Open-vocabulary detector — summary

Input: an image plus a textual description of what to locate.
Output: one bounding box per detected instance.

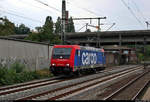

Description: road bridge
[66,30,150,47]
[3,30,150,47]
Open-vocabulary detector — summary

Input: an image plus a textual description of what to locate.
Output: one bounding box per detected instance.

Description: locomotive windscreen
[52,48,72,59]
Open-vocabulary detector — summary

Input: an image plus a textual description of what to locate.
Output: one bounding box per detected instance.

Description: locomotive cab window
[52,48,72,59]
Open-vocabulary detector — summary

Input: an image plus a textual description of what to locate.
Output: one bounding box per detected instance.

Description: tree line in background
[0,16,75,44]
[0,17,30,36]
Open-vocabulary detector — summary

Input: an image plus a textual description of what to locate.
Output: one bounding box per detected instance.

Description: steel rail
[0,78,67,96]
[0,76,62,91]
[103,69,150,100]
[132,80,150,100]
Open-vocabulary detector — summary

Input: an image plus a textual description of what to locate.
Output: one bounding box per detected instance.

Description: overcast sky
[0,0,149,32]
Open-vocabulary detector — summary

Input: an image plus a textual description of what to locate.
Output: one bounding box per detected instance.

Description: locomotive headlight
[66,64,70,67]
[52,63,56,66]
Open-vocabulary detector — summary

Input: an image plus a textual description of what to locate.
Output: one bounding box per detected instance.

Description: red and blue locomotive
[50,45,106,76]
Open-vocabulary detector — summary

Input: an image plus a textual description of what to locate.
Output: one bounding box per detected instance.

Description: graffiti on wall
[0,57,49,71]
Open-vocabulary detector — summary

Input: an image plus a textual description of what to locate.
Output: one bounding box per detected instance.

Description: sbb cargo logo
[81,52,97,65]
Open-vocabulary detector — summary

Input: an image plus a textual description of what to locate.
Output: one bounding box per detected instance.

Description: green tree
[51,34,61,44]
[0,17,15,36]
[137,53,144,61]
[25,16,61,44]
[55,17,61,34]
[35,26,43,33]
[26,16,54,42]
[43,16,54,41]
[66,17,75,33]
[25,32,40,42]
[40,16,61,44]
[15,24,30,34]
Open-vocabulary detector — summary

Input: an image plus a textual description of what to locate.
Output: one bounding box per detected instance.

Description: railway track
[50,67,143,100]
[0,77,66,95]
[0,66,124,95]
[0,65,131,91]
[132,80,150,100]
[0,76,63,91]
[0,65,141,100]
[16,65,142,100]
[103,68,150,100]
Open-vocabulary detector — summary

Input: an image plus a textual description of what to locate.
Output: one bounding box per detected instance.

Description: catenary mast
[62,0,66,44]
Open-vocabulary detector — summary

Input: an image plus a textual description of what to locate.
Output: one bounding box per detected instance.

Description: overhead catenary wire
[121,0,144,28]
[33,0,106,31]
[0,0,60,24]
[0,9,42,24]
[66,0,113,31]
[68,0,116,31]
[67,1,103,17]
[34,0,61,13]
[77,24,87,32]
[0,7,38,29]
[1,0,102,32]
[105,23,116,31]
[18,0,56,15]
[130,0,148,29]
[64,0,90,27]
[131,0,146,21]
[0,6,25,17]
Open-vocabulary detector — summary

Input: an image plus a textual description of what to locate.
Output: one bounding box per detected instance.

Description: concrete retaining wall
[0,39,53,71]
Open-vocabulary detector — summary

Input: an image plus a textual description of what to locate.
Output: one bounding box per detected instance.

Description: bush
[138,53,144,62]
[0,68,17,85]
[11,62,25,73]
[0,63,52,86]
[0,67,7,78]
